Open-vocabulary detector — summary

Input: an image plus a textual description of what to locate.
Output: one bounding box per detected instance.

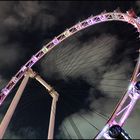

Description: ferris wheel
[0,8,140,139]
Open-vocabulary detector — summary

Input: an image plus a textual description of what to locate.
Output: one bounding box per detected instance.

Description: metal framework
[0,9,140,139]
[95,49,140,139]
[0,69,59,139]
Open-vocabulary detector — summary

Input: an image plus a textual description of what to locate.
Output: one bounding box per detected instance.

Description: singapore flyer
[0,1,140,139]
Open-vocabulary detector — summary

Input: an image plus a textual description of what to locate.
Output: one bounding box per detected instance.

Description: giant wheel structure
[0,9,140,139]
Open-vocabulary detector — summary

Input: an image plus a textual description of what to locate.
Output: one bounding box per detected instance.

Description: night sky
[0,1,140,139]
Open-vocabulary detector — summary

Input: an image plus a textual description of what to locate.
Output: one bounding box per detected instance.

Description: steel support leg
[28,69,59,139]
[48,92,58,139]
[0,72,30,139]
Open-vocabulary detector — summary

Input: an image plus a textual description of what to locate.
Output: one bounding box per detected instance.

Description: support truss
[0,68,59,139]
[95,50,140,139]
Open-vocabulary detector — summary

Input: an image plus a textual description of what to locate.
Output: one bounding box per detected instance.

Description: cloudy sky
[0,1,140,139]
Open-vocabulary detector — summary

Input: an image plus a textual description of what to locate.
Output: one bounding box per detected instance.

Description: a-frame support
[0,68,59,139]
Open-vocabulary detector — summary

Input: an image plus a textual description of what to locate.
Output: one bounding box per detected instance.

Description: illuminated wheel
[0,9,140,139]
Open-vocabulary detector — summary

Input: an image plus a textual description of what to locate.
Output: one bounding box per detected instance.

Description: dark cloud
[0,44,22,67]
[2,1,58,31]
